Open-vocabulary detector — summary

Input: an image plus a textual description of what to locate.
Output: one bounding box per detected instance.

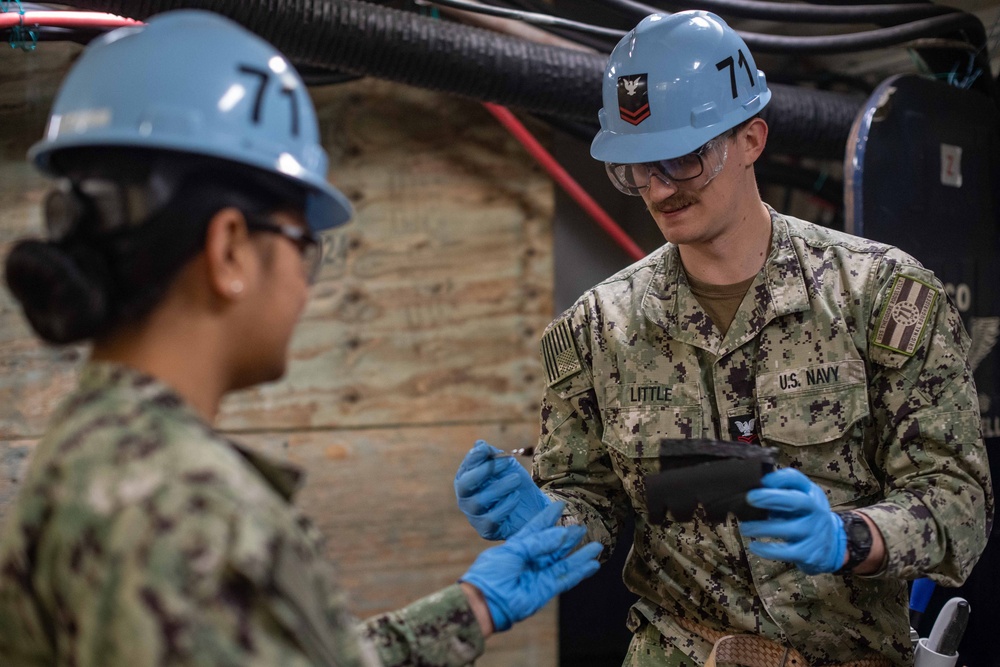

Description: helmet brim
[591,90,772,164]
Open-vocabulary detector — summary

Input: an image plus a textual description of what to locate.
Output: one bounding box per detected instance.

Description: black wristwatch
[836,511,873,573]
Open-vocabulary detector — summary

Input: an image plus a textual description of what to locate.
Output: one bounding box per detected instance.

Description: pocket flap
[756,359,869,446]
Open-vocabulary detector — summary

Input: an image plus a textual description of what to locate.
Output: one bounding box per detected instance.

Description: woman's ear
[203,207,254,301]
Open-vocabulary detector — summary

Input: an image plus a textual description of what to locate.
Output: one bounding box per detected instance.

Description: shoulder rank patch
[541,319,582,386]
[872,275,937,356]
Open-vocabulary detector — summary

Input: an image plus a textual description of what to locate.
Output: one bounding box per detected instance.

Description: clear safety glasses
[246,217,325,284]
[605,134,731,196]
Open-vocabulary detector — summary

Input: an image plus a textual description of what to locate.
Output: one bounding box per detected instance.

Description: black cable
[416,0,627,37]
[797,0,932,5]
[500,0,636,28]
[442,0,622,50]
[596,0,958,25]
[512,22,618,52]
[492,0,571,15]
[744,14,986,54]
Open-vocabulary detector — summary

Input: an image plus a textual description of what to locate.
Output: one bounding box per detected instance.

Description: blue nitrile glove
[460,501,603,632]
[455,440,552,541]
[740,468,847,575]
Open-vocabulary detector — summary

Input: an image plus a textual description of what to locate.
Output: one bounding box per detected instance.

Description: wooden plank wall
[0,43,557,666]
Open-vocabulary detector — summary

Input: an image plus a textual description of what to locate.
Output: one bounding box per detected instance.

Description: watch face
[848,520,871,543]
[844,513,873,560]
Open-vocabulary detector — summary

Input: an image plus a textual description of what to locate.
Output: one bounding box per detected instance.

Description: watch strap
[836,511,873,573]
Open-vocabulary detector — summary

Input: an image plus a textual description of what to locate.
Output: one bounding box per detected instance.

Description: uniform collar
[77,361,304,500]
[640,206,810,356]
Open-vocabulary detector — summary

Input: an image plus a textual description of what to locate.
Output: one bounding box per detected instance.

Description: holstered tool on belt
[644,438,778,524]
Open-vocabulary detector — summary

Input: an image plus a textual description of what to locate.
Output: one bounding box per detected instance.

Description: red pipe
[0,11,141,30]
[482,102,647,262]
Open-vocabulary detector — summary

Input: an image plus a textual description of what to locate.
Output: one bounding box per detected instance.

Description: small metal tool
[490,446,535,459]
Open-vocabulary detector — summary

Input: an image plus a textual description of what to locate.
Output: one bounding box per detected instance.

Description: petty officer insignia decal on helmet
[618,74,650,126]
[592,11,771,164]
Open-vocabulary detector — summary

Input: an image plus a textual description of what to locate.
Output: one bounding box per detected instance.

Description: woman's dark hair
[5,147,307,344]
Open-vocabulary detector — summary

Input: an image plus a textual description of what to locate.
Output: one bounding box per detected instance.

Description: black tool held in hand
[645,438,777,524]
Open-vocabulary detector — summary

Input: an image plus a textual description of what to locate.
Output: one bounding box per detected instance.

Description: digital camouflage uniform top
[0,363,485,667]
[533,209,993,666]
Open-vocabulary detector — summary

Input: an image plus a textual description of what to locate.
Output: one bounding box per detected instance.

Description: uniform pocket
[756,359,869,446]
[603,382,704,456]
[602,382,703,504]
[755,359,878,505]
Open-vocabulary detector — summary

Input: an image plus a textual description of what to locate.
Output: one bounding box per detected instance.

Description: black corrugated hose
[64,0,864,159]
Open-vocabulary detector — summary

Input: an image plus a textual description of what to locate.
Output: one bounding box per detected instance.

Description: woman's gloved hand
[741,468,847,575]
[460,501,602,632]
[454,440,551,541]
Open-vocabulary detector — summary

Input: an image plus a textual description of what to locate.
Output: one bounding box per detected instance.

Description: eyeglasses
[245,216,324,284]
[605,133,730,196]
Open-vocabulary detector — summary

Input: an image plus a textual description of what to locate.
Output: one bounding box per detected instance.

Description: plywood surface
[0,78,554,437]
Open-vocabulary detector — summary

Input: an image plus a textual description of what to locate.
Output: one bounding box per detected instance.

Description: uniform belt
[673,615,892,667]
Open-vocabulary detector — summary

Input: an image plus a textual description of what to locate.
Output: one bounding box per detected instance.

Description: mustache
[651,192,700,213]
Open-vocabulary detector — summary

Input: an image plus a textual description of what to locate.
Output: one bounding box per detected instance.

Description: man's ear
[739,117,769,166]
[203,207,254,300]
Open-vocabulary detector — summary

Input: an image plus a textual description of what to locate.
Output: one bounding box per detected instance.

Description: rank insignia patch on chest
[728,415,759,444]
[618,73,650,126]
[873,275,937,356]
[541,319,582,386]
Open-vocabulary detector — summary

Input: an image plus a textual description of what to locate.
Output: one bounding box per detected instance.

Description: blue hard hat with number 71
[591,11,771,164]
[28,9,352,232]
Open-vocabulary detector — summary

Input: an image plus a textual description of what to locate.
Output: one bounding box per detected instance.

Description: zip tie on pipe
[482,102,647,262]
[1,0,35,51]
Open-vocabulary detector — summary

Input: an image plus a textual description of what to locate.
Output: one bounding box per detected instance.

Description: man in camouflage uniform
[455,11,993,666]
[0,11,602,666]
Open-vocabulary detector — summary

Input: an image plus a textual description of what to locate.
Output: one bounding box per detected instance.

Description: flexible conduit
[64,0,864,160]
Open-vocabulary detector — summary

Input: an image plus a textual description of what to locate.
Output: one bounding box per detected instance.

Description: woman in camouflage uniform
[0,11,602,667]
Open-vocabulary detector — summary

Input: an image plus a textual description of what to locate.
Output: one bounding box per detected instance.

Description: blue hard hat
[591,11,771,163]
[29,10,352,232]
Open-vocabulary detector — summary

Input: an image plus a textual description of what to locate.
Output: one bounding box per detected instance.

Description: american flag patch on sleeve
[541,319,582,385]
[872,275,938,356]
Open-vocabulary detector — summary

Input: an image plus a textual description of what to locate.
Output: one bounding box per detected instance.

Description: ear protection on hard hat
[591,10,771,164]
[29,10,352,232]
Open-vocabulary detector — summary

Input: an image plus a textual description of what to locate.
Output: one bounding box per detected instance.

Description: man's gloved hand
[455,440,552,540]
[740,468,847,575]
[460,501,602,632]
